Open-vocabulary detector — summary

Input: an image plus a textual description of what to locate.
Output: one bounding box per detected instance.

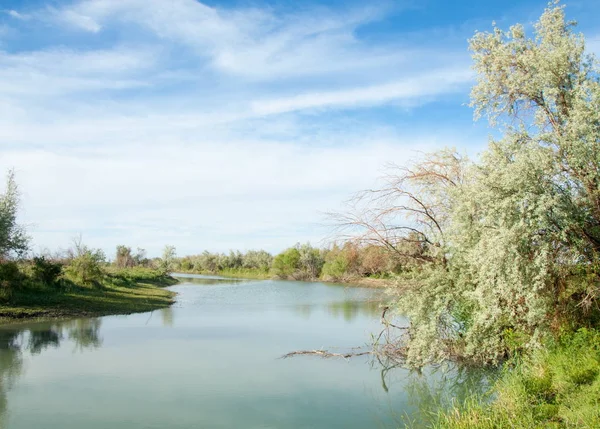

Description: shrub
[272,247,301,278]
[64,248,106,286]
[0,261,23,297]
[31,256,63,286]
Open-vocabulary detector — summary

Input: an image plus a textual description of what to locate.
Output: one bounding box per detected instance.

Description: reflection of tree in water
[0,330,23,427]
[377,362,495,428]
[293,304,313,319]
[327,300,381,321]
[67,319,103,352]
[160,307,174,327]
[0,318,102,425]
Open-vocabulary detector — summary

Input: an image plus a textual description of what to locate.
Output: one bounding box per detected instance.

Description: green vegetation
[336,2,600,426]
[175,242,402,284]
[0,180,178,323]
[0,262,177,323]
[435,329,600,428]
[333,1,600,368]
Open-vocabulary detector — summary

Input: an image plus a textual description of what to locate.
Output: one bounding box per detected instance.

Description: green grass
[0,267,178,324]
[434,328,600,429]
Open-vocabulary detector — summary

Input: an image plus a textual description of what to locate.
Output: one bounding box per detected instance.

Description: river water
[0,274,477,429]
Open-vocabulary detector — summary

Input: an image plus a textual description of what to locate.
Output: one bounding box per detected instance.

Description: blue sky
[1,0,599,257]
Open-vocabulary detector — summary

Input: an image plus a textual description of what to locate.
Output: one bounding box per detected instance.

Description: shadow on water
[0,319,102,426]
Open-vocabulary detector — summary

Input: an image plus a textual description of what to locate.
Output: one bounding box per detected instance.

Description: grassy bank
[435,329,600,428]
[0,267,178,324]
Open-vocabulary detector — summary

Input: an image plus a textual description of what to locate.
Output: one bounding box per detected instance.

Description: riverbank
[0,269,178,324]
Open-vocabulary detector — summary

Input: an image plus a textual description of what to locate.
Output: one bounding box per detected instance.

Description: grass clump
[435,328,600,428]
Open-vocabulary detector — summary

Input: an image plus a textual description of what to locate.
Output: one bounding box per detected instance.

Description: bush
[64,248,106,286]
[31,256,63,286]
[272,247,301,278]
[0,261,23,297]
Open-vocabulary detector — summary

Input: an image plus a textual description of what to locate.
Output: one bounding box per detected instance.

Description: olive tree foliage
[0,170,29,259]
[341,2,600,366]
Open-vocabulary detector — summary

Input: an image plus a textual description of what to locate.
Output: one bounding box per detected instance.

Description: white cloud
[0,0,480,256]
[6,10,30,20]
[251,68,472,115]
[55,9,102,32]
[0,132,454,256]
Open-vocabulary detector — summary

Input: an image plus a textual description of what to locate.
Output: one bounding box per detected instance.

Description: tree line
[174,242,406,281]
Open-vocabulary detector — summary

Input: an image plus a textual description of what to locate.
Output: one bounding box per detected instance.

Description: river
[0,274,479,429]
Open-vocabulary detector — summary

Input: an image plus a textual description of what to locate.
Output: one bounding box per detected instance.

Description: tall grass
[435,329,600,428]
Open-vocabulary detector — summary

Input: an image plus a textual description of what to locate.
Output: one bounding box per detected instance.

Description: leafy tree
[345,2,600,366]
[0,170,29,259]
[159,245,177,274]
[272,246,301,278]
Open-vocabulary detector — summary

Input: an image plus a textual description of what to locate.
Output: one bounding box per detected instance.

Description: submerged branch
[280,349,372,359]
[281,307,410,364]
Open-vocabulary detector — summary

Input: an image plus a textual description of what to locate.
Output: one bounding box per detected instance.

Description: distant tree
[115,245,134,269]
[159,245,177,274]
[0,170,29,259]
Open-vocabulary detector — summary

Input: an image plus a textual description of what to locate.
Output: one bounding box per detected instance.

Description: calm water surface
[0,275,476,429]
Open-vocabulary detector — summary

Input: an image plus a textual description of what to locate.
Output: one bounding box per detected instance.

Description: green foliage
[321,251,349,280]
[30,256,63,286]
[272,246,301,278]
[64,247,106,286]
[0,261,24,299]
[1,265,177,323]
[436,329,600,428]
[376,2,600,366]
[271,243,324,280]
[0,170,29,259]
[158,245,177,274]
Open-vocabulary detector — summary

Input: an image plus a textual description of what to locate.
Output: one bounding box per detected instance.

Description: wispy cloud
[5,10,31,20]
[251,69,473,115]
[0,0,483,256]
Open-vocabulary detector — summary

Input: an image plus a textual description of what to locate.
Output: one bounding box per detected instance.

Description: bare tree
[329,149,467,266]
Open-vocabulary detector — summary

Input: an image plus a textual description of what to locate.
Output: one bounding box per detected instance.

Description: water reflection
[171,273,248,285]
[0,282,490,429]
[0,330,23,427]
[160,307,174,327]
[396,365,495,427]
[0,319,102,426]
[327,299,382,321]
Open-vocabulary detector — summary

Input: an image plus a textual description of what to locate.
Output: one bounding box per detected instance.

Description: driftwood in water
[280,349,371,359]
[281,305,409,363]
